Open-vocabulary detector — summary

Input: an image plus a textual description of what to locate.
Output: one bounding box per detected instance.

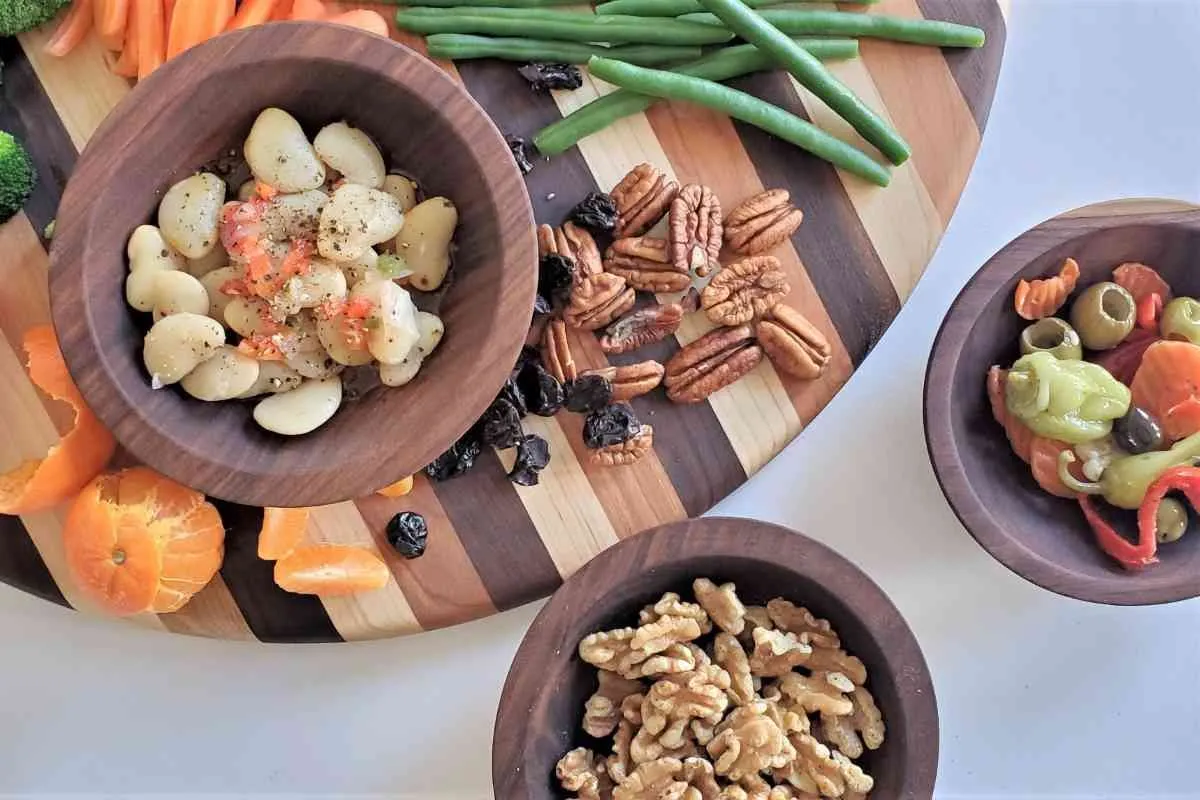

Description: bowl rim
[47,22,537,507]
[924,197,1200,606]
[492,516,939,800]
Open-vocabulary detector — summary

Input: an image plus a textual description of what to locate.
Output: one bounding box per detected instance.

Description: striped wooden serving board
[0,0,1005,641]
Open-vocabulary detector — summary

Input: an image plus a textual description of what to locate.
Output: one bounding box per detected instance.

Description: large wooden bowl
[493,518,938,800]
[48,23,536,507]
[925,199,1200,605]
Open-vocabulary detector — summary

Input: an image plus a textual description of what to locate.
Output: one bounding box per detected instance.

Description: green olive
[1019,317,1083,360]
[1155,497,1189,544]
[1160,297,1200,345]
[1069,282,1135,350]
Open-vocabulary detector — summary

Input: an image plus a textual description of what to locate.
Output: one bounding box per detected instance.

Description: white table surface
[4,1,1200,797]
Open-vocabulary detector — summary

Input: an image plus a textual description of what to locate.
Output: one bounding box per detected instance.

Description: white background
[4,1,1200,797]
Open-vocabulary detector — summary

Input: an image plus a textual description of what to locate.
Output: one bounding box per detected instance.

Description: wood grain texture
[0,1,1003,641]
[925,199,1200,606]
[493,518,938,800]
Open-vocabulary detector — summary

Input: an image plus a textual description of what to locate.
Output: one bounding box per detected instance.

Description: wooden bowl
[493,518,938,800]
[925,199,1200,605]
[48,23,536,507]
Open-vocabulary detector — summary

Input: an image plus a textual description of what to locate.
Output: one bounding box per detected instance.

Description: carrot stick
[272,0,295,20]
[96,0,131,50]
[164,0,175,19]
[135,0,165,79]
[45,0,94,57]
[290,0,327,21]
[109,7,139,77]
[167,0,234,59]
[325,9,388,36]
[228,0,280,30]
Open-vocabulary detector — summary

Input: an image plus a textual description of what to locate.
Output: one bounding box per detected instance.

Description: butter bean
[317,184,405,262]
[244,107,325,192]
[158,172,226,259]
[152,271,211,321]
[253,376,343,435]
[180,345,261,401]
[125,224,185,312]
[382,174,419,212]
[143,312,225,387]
[314,122,386,189]
[224,297,277,338]
[349,277,419,365]
[237,361,303,398]
[199,265,243,325]
[395,197,456,291]
[186,242,229,277]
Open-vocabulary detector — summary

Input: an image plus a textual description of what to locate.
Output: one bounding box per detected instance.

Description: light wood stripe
[307,501,423,640]
[158,575,257,641]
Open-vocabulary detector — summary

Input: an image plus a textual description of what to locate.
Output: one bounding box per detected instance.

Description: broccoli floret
[0,132,36,223]
[0,0,72,37]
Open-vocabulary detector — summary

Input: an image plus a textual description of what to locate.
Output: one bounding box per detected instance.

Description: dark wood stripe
[915,0,1007,130]
[0,37,78,236]
[730,72,901,363]
[0,514,68,607]
[213,501,343,643]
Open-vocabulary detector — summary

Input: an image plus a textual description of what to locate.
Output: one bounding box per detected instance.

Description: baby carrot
[291,0,327,20]
[96,0,131,50]
[272,0,295,20]
[45,0,94,57]
[167,0,234,59]
[110,9,139,76]
[228,0,280,30]
[134,0,165,79]
[326,9,389,37]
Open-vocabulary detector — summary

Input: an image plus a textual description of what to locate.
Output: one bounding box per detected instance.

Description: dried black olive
[506,135,534,175]
[534,294,552,316]
[1113,406,1165,454]
[480,397,525,449]
[425,429,483,481]
[565,374,613,414]
[568,192,619,233]
[538,253,576,308]
[498,375,529,418]
[518,62,583,92]
[515,345,541,370]
[516,360,565,416]
[583,403,642,449]
[386,512,428,559]
[509,434,551,486]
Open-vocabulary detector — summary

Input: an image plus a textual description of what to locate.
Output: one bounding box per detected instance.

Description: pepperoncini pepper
[1004,352,1131,443]
[1057,429,1200,509]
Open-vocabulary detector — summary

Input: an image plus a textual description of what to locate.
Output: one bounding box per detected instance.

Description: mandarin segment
[257,506,311,560]
[273,544,390,596]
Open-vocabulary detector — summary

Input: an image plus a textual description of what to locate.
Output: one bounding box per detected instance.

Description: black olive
[506,135,534,175]
[498,375,528,418]
[533,294,552,316]
[517,62,583,92]
[516,361,565,417]
[565,374,613,414]
[567,192,618,233]
[480,397,525,449]
[425,429,483,481]
[509,434,551,486]
[386,512,428,559]
[538,254,576,309]
[1113,406,1164,454]
[583,403,642,449]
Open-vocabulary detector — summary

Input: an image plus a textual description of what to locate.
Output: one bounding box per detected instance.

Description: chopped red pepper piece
[1136,465,1200,563]
[1137,292,1163,331]
[1092,329,1159,385]
[1078,495,1158,570]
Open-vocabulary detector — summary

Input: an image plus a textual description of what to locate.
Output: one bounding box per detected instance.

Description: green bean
[425,34,703,65]
[596,0,875,16]
[586,56,890,186]
[681,8,986,47]
[692,0,910,164]
[535,39,858,155]
[395,9,736,44]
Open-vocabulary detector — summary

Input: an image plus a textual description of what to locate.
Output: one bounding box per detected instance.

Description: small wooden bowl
[925,199,1200,605]
[493,518,938,800]
[49,23,536,507]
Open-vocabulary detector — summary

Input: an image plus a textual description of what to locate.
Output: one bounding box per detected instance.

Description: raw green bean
[425,34,703,65]
[681,8,986,47]
[395,9,736,45]
[535,39,858,155]
[596,0,875,16]
[586,56,890,186]
[693,0,910,164]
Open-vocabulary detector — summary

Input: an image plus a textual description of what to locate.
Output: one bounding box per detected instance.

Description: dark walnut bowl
[493,518,938,800]
[49,23,536,507]
[925,199,1200,605]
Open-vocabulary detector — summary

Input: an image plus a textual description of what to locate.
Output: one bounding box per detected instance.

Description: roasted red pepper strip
[1137,465,1200,560]
[1078,495,1158,570]
[1137,292,1163,332]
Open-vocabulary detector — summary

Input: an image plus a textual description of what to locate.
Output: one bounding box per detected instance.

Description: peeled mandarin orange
[62,467,225,615]
[0,326,116,515]
[273,544,390,596]
[257,506,310,560]
[376,475,414,498]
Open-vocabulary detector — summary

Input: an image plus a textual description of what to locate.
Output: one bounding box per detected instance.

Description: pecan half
[612,163,679,238]
[664,326,763,404]
[669,184,722,277]
[584,360,665,402]
[591,424,654,466]
[539,222,603,277]
[725,189,804,256]
[756,304,831,380]
[541,318,576,383]
[700,256,790,326]
[605,237,691,293]
[600,303,684,355]
[565,272,637,331]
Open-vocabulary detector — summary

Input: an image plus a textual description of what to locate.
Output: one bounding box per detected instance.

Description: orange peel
[0,326,116,515]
